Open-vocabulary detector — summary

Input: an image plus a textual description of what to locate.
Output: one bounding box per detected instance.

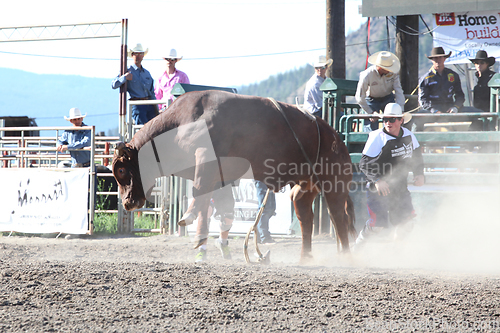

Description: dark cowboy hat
[427,46,451,59]
[469,50,496,66]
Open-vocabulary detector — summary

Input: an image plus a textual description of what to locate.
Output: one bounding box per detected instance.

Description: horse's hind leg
[324,191,351,253]
[292,183,319,262]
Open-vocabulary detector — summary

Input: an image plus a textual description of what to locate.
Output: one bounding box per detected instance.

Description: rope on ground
[243,188,270,264]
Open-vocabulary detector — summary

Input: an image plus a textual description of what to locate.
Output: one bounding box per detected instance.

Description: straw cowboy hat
[368,51,401,73]
[64,107,86,120]
[164,49,183,61]
[378,103,412,124]
[313,55,333,68]
[469,50,496,66]
[127,43,149,58]
[427,46,451,59]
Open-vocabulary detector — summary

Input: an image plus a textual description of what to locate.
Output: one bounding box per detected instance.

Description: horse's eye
[118,167,126,177]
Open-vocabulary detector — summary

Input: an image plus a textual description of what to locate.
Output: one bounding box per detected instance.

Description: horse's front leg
[189,147,220,249]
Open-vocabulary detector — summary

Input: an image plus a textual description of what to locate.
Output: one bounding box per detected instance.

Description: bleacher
[318,76,500,227]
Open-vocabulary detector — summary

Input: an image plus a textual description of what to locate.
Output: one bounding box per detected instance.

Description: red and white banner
[433,11,500,64]
[0,168,89,234]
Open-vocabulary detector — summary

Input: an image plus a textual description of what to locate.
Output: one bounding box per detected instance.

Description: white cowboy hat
[313,55,333,68]
[164,48,183,61]
[378,103,412,124]
[368,51,401,73]
[64,107,86,120]
[127,43,149,58]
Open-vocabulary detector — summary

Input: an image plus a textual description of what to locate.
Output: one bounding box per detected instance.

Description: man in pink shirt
[155,49,190,108]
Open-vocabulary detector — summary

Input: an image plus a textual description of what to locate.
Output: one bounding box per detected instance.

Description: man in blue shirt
[112,43,158,125]
[303,56,333,118]
[57,108,91,167]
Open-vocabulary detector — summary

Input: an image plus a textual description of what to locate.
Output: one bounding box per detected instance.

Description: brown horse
[112,90,356,261]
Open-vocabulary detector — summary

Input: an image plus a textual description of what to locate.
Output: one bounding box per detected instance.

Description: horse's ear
[114,142,132,158]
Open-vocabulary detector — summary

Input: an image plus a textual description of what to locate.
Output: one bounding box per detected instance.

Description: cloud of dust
[309,189,500,274]
[330,192,500,274]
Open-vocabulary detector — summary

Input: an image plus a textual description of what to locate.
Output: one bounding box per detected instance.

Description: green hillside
[238,64,314,104]
[0,68,119,135]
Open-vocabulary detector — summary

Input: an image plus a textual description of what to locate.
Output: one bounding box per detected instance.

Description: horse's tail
[345,194,357,238]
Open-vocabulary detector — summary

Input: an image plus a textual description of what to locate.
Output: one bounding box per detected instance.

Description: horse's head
[112,142,146,211]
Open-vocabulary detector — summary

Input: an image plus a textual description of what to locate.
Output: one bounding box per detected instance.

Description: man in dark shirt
[470,50,496,113]
[416,47,465,131]
[355,103,424,246]
[419,47,465,114]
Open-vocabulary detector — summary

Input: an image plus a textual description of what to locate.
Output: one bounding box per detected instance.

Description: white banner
[0,168,89,234]
[433,11,500,64]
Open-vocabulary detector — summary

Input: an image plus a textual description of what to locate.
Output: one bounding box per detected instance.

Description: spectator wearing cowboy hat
[155,49,190,108]
[111,43,158,125]
[418,47,465,120]
[303,55,333,118]
[355,51,405,132]
[355,103,424,247]
[470,50,496,113]
[57,108,91,168]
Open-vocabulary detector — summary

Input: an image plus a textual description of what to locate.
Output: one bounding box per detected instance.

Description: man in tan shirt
[355,51,405,132]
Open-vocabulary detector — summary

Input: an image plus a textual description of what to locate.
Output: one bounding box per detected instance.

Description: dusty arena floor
[1,215,500,333]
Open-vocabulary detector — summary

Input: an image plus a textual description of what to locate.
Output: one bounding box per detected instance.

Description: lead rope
[243,188,270,264]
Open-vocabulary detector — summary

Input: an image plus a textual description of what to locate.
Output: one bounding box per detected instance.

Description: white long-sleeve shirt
[355,66,405,114]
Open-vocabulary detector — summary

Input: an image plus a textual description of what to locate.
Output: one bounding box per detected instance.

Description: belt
[75,162,91,167]
[368,95,390,101]
[129,97,150,101]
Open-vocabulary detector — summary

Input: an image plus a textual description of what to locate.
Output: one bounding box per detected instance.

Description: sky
[0,0,366,88]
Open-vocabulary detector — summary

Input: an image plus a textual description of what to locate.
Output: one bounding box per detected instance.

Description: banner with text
[433,11,500,64]
[0,168,89,234]
[187,180,294,236]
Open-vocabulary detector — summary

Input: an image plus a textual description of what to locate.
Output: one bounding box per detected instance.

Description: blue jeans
[364,93,395,130]
[366,183,414,228]
[312,109,322,118]
[132,103,158,125]
[254,180,276,241]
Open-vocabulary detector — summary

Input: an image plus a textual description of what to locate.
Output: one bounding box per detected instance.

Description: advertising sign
[433,11,500,64]
[187,180,293,236]
[0,168,89,234]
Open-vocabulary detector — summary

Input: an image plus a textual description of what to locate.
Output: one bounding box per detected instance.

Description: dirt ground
[1,218,500,333]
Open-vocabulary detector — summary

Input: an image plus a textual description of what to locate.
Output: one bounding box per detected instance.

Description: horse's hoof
[178,212,196,227]
[193,237,207,249]
[299,253,314,265]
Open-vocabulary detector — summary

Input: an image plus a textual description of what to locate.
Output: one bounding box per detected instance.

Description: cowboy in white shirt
[355,51,405,132]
